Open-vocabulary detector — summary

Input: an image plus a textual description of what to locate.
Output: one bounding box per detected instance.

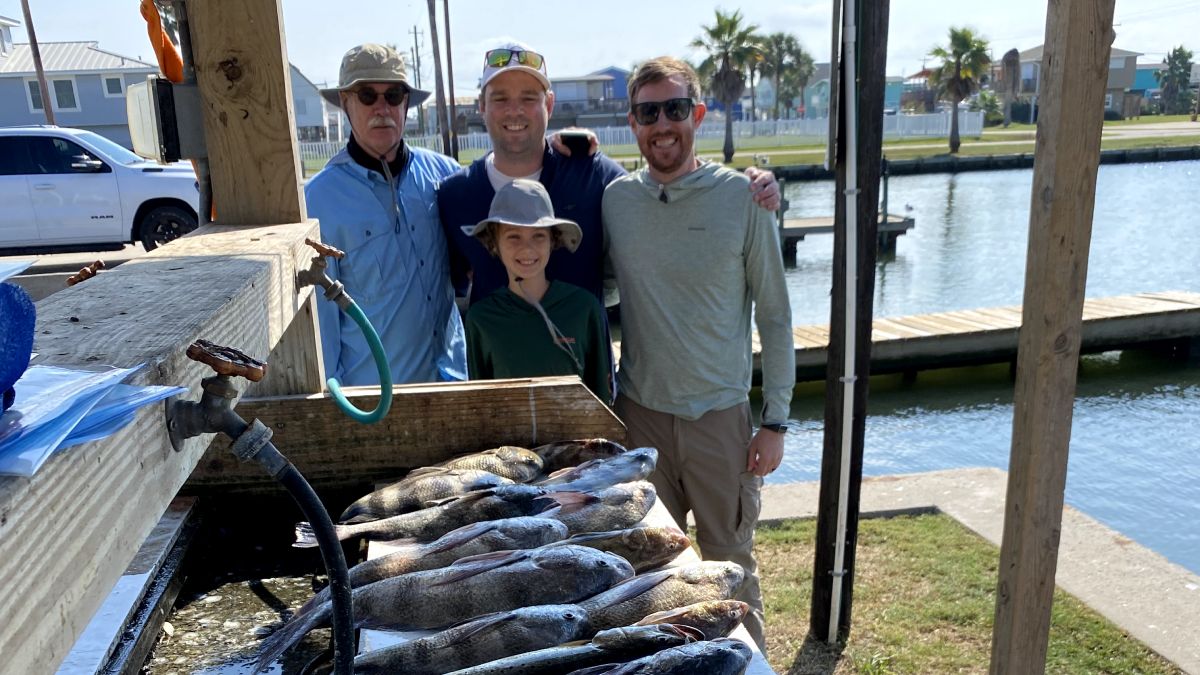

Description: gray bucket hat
[462,179,583,253]
[320,43,430,108]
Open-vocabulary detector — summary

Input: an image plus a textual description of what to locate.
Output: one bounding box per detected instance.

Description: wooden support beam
[189,0,305,225]
[0,221,317,674]
[185,376,627,495]
[990,1,1116,672]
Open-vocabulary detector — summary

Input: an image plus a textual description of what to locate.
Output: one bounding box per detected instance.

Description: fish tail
[293,521,318,548]
[253,604,330,673]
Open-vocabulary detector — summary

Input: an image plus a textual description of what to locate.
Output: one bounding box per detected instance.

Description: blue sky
[5,0,1198,92]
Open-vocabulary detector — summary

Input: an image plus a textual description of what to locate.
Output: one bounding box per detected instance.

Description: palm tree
[760,33,815,120]
[929,27,991,153]
[1155,46,1195,116]
[691,9,761,162]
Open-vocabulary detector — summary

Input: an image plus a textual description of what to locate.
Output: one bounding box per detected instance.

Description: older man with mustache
[306,44,467,385]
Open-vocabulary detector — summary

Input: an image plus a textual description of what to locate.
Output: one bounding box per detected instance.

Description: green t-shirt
[465,281,612,403]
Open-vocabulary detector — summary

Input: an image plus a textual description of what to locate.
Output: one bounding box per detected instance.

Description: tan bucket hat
[320,43,430,108]
[462,179,583,253]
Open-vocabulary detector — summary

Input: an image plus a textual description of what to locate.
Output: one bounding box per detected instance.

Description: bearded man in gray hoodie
[602,56,796,651]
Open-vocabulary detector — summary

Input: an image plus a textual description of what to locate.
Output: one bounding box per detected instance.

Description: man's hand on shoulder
[744,166,781,212]
[549,127,599,157]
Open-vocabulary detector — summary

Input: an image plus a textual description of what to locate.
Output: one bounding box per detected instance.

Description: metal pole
[425,0,451,157]
[442,0,458,159]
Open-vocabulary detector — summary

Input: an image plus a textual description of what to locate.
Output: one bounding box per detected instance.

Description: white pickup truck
[0,126,200,252]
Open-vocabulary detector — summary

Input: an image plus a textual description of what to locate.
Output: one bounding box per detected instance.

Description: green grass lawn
[756,514,1182,674]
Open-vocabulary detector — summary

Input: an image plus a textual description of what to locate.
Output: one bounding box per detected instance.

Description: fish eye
[564,612,576,619]
[597,560,609,567]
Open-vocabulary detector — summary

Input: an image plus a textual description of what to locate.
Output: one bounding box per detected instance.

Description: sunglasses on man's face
[631,98,695,125]
[485,48,546,70]
[351,88,408,107]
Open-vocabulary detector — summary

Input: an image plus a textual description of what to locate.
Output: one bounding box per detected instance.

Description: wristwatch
[761,423,789,434]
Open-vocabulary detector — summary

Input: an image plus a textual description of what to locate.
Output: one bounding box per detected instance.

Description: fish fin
[534,464,583,485]
[430,549,529,586]
[564,665,622,675]
[581,569,676,610]
[423,520,500,555]
[253,603,331,673]
[292,521,317,548]
[558,529,623,544]
[440,610,519,641]
[539,490,598,514]
[669,623,706,642]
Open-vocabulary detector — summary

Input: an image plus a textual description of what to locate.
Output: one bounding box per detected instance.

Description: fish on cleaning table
[634,599,750,641]
[253,545,634,672]
[580,561,745,632]
[294,517,569,618]
[445,623,703,675]
[549,481,657,535]
[429,446,544,482]
[545,525,689,573]
[532,438,629,474]
[352,604,592,675]
[566,637,753,674]
[295,484,586,546]
[539,447,658,492]
[340,468,515,523]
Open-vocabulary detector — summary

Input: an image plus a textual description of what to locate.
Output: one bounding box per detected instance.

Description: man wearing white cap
[307,43,467,386]
[437,41,781,308]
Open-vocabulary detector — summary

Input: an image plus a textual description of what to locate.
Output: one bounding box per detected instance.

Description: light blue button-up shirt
[305,145,467,386]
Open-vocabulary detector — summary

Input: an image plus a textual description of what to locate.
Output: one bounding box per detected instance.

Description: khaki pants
[615,394,766,650]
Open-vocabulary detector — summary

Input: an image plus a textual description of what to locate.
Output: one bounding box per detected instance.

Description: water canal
[771,159,1200,575]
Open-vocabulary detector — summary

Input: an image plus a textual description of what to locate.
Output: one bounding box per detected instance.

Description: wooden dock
[780,213,914,256]
[615,291,1200,382]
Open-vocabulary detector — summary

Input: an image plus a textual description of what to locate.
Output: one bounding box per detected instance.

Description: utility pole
[409,25,426,134]
[426,0,451,157]
[20,0,55,125]
[443,0,458,159]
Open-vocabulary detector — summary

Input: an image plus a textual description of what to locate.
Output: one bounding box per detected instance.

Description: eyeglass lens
[633,98,694,125]
[355,88,407,106]
[486,49,545,70]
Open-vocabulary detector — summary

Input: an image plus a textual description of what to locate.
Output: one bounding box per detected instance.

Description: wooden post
[809,0,888,642]
[188,0,305,226]
[990,1,1116,672]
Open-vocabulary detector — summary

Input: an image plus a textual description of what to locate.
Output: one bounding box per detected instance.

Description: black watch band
[762,423,788,434]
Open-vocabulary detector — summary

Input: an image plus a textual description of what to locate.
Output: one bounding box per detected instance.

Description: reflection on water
[771,161,1200,574]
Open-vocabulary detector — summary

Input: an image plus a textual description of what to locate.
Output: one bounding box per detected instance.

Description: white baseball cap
[480,42,551,93]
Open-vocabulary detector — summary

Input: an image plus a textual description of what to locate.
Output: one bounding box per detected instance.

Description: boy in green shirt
[461,179,612,402]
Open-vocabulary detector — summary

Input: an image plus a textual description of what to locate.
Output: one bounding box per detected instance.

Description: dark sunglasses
[631,97,695,125]
[485,48,546,70]
[350,87,408,107]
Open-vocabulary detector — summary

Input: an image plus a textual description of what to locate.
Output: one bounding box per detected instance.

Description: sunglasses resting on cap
[485,48,545,70]
[631,97,696,125]
[349,87,409,107]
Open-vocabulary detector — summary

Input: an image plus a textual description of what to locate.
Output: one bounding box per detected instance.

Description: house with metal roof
[0,16,330,147]
[0,15,157,147]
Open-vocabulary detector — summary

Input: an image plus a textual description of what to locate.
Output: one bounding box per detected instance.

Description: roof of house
[0,41,157,75]
[551,74,614,84]
[1019,45,1142,62]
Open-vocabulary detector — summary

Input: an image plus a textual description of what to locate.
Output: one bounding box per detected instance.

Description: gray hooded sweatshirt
[602,161,794,423]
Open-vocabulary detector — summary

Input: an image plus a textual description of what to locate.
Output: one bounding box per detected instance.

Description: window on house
[28,80,44,110]
[104,77,124,96]
[295,98,307,115]
[1105,93,1113,108]
[53,80,78,110]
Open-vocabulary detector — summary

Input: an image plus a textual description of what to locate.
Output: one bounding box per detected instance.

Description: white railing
[298,112,984,174]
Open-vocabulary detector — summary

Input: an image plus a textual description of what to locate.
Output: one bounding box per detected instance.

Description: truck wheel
[138,205,198,251]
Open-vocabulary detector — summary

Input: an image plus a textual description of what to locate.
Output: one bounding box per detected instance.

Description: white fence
[298,112,983,173]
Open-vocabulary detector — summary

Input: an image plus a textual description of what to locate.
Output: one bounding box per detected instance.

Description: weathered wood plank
[990,0,1116,671]
[189,0,305,225]
[184,376,627,493]
[1,221,317,674]
[244,293,325,397]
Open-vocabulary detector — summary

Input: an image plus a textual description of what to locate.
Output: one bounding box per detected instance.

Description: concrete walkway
[760,468,1200,674]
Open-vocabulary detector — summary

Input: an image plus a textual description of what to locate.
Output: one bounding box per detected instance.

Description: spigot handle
[66,260,105,286]
[186,339,268,382]
[305,238,345,260]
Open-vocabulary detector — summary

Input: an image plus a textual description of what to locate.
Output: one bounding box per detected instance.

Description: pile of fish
[255,439,756,675]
